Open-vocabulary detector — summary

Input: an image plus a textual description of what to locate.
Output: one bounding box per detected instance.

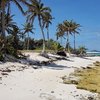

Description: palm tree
[22,23,34,50]
[0,0,29,36]
[26,0,52,53]
[57,20,78,53]
[71,21,81,51]
[0,13,17,35]
[0,0,6,38]
[56,23,64,40]
[11,26,20,51]
[0,0,29,54]
[63,20,73,52]
[42,12,53,49]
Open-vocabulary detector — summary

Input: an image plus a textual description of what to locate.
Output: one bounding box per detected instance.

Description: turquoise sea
[87,52,100,56]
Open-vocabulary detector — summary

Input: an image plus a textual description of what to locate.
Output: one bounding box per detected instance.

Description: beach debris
[40,53,50,59]
[86,66,92,69]
[62,75,79,85]
[0,77,2,80]
[88,96,94,100]
[40,93,62,100]
[79,94,100,100]
[56,51,66,57]
[1,72,8,76]
[32,65,39,69]
[51,91,54,93]
[2,68,11,73]
[93,61,100,66]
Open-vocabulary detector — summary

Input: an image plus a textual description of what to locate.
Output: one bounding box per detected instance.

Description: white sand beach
[0,53,100,100]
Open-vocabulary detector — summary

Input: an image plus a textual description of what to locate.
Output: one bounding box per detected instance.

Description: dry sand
[0,52,100,100]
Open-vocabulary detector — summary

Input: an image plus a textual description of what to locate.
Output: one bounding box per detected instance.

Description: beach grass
[62,61,100,93]
[19,49,55,53]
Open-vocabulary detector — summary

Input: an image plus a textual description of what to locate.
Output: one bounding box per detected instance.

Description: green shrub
[0,52,4,61]
[5,43,18,58]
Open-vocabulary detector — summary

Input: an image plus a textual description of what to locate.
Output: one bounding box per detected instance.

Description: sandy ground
[0,53,100,100]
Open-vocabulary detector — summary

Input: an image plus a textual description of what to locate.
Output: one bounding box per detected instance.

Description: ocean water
[87,52,100,56]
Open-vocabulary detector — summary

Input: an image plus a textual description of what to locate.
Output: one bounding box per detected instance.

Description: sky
[10,0,100,51]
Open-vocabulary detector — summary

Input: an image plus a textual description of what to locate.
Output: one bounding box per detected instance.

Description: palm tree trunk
[65,32,69,53]
[7,2,10,24]
[13,33,18,54]
[23,38,26,50]
[74,33,76,51]
[27,32,29,50]
[65,38,68,51]
[61,37,62,45]
[47,27,50,49]
[1,1,6,54]
[38,17,46,53]
[1,1,6,38]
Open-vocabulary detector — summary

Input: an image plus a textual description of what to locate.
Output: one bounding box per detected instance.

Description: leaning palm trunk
[38,17,46,53]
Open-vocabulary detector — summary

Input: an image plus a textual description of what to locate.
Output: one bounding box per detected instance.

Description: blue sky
[11,0,100,51]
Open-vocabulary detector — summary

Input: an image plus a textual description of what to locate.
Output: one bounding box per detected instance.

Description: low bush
[0,52,4,61]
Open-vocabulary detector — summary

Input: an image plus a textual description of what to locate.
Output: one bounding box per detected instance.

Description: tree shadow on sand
[78,56,92,60]
[44,63,68,70]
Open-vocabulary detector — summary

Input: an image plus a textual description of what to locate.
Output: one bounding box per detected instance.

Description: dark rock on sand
[51,91,54,93]
[88,96,94,100]
[57,51,66,57]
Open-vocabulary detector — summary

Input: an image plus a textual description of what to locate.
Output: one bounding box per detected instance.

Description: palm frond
[13,0,25,15]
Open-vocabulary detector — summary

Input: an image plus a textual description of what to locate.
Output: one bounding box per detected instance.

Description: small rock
[87,66,92,69]
[57,51,66,57]
[51,91,54,93]
[88,96,94,100]
[32,66,39,69]
[0,77,2,80]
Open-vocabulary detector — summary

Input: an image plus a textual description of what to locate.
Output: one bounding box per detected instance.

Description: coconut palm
[71,21,81,51]
[11,26,20,51]
[0,0,29,54]
[26,0,52,53]
[57,20,77,53]
[0,13,17,35]
[0,0,7,37]
[0,0,29,37]
[56,23,64,40]
[22,23,34,50]
[43,12,53,48]
[63,20,73,52]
